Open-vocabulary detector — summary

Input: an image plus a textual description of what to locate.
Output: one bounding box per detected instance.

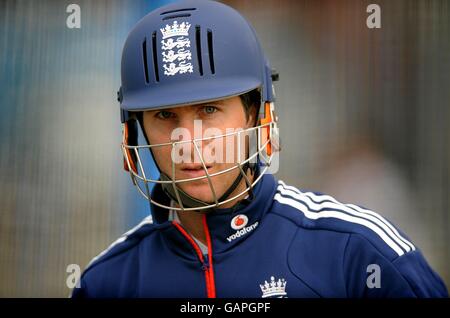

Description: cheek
[147,126,169,144]
[224,111,247,130]
[143,114,174,144]
[146,133,165,164]
[150,145,172,170]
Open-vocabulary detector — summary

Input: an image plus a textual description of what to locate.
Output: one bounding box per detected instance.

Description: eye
[203,105,217,114]
[155,110,174,119]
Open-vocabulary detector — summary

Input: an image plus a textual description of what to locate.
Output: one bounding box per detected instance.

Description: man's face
[142,96,256,204]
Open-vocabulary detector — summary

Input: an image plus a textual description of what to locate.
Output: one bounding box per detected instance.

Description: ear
[246,104,258,128]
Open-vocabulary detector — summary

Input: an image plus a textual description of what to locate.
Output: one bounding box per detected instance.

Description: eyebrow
[197,100,225,106]
[146,100,225,114]
[172,100,225,111]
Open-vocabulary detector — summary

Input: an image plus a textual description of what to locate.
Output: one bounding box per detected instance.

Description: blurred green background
[0,0,448,296]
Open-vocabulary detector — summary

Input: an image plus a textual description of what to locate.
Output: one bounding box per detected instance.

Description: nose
[177,117,196,139]
[172,116,205,164]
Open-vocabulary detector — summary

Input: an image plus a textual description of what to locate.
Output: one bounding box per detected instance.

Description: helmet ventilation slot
[195,25,204,76]
[142,39,150,84]
[207,29,215,74]
[162,13,191,20]
[160,7,196,15]
[151,31,160,82]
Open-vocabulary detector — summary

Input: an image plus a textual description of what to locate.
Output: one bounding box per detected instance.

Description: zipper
[172,214,216,298]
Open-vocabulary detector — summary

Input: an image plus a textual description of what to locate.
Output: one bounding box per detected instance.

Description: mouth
[179,164,213,178]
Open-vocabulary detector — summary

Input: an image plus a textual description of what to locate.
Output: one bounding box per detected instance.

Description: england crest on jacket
[259,276,288,298]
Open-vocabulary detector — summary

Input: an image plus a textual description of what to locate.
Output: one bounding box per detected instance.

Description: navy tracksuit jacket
[72,173,448,298]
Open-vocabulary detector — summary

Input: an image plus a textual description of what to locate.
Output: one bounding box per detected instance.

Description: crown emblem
[160,21,191,39]
[260,276,287,298]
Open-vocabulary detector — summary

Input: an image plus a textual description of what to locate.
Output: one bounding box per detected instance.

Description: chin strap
[160,162,255,211]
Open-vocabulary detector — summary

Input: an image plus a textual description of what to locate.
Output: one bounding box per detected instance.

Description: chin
[180,182,221,204]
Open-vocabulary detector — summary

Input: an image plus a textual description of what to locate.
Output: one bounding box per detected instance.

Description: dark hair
[239,88,261,123]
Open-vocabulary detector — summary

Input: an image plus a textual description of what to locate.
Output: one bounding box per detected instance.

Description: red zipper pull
[201,258,209,271]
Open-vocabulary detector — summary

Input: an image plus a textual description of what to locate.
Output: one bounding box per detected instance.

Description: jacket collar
[150,172,277,256]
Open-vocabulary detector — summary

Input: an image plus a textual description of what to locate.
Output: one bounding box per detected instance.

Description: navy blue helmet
[119,0,280,211]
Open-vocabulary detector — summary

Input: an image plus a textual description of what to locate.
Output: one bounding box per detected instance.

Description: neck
[175,169,255,245]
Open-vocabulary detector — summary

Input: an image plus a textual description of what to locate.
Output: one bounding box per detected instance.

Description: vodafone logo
[227,214,257,243]
[231,214,248,230]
